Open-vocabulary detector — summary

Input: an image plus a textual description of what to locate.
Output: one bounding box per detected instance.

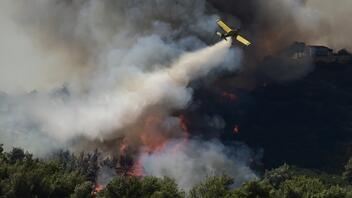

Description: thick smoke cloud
[211,0,351,54]
[2,0,348,189]
[140,140,257,191]
[305,0,352,50]
[0,0,218,94]
[31,39,237,143]
[0,0,242,153]
[0,0,257,189]
[0,94,63,156]
[0,1,87,93]
[209,0,352,84]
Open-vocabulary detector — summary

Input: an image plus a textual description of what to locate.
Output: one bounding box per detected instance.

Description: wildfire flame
[179,114,188,133]
[221,92,237,101]
[140,116,168,153]
[233,125,240,134]
[115,114,191,178]
[169,114,190,154]
[179,114,190,143]
[119,138,128,156]
[117,137,144,177]
[92,184,104,196]
[129,158,143,177]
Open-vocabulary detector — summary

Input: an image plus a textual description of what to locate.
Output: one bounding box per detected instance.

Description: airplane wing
[236,35,251,46]
[216,20,232,33]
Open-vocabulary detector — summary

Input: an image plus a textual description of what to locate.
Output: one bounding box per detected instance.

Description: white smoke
[31,39,237,142]
[0,0,219,94]
[0,0,243,153]
[140,140,257,191]
[0,0,257,188]
[304,0,352,50]
[258,0,352,50]
[0,1,87,94]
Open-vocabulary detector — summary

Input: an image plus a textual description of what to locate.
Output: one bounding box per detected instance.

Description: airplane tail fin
[216,32,227,41]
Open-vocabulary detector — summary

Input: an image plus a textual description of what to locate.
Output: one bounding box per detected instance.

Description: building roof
[308,45,333,52]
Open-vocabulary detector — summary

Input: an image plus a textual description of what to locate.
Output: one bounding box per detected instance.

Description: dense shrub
[1,145,352,198]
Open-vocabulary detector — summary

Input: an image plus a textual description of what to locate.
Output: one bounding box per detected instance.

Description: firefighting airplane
[216,19,251,46]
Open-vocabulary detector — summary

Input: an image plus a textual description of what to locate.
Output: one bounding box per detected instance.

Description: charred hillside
[187,45,352,172]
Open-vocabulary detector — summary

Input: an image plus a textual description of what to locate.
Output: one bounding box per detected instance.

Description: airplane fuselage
[224,30,239,39]
[217,30,239,41]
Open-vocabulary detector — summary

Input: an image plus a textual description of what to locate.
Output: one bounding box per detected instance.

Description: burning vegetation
[222,92,238,101]
[0,0,352,197]
[2,146,352,197]
[233,125,240,134]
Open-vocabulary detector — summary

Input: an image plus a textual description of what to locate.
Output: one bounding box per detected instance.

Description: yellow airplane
[216,19,251,46]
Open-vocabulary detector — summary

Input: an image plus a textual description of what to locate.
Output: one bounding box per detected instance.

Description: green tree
[231,181,274,198]
[189,176,234,198]
[316,185,348,198]
[144,177,184,198]
[0,149,88,198]
[99,176,142,198]
[99,176,184,198]
[343,158,352,183]
[275,176,325,198]
[70,181,93,198]
[7,147,25,164]
[264,164,293,188]
[0,144,3,155]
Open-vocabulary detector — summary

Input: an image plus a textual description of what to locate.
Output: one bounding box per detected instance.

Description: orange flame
[119,138,128,156]
[179,114,189,133]
[179,114,189,143]
[92,184,104,196]
[222,92,237,101]
[233,125,240,134]
[140,132,167,153]
[118,114,192,177]
[117,137,145,177]
[140,116,168,153]
[129,158,143,177]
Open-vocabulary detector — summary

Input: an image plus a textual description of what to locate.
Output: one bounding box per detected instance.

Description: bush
[71,181,93,198]
[189,176,234,198]
[264,164,293,187]
[99,176,184,198]
[343,158,352,184]
[275,176,325,198]
[1,145,352,198]
[0,148,89,198]
[231,181,274,198]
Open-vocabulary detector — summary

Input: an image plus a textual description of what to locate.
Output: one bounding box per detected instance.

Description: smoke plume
[31,39,237,143]
[2,0,349,189]
[211,0,351,55]
[209,0,351,85]
[140,140,257,191]
[304,0,352,50]
[0,0,258,188]
[0,0,241,151]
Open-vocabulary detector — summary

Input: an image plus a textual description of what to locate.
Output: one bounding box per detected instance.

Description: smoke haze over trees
[1,146,352,197]
[0,0,352,195]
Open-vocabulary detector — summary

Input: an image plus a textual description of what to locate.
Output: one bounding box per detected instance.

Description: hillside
[188,46,352,171]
